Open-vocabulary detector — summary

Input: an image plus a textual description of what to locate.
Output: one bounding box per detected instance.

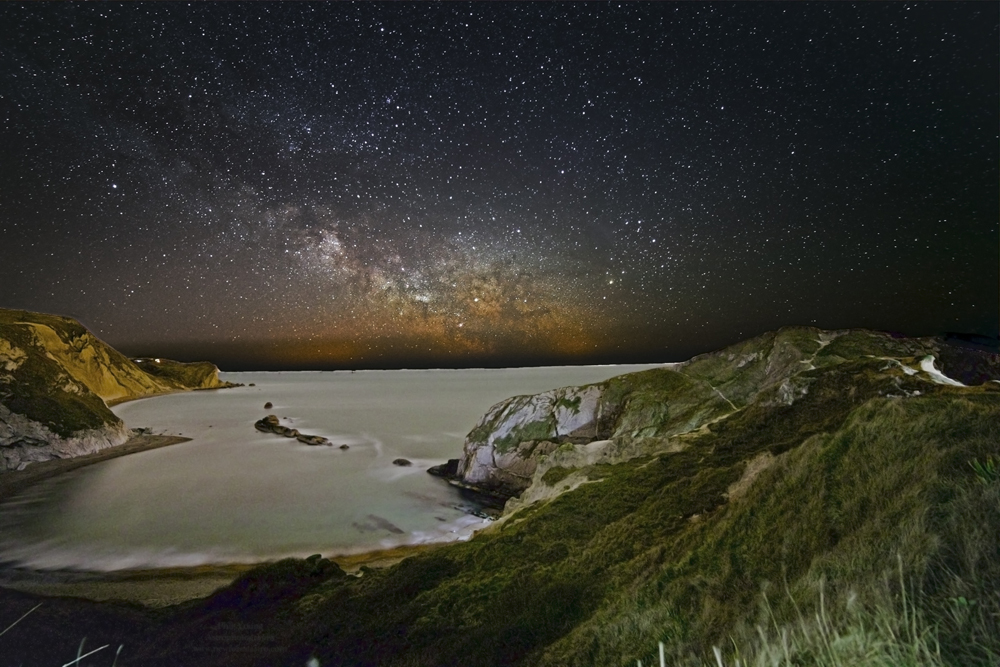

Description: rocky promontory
[451,326,1000,505]
[0,308,235,471]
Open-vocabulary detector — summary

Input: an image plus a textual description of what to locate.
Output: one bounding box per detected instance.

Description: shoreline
[0,434,193,503]
[105,383,240,408]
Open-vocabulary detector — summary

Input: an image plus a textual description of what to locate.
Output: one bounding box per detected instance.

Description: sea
[0,365,660,571]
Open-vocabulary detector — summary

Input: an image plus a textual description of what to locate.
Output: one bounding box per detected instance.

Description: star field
[1,3,996,369]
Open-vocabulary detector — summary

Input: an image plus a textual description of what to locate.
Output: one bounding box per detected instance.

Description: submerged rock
[254,414,281,433]
[392,458,413,467]
[297,434,330,446]
[264,401,273,409]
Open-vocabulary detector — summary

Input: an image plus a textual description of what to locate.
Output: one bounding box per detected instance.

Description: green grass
[814,330,934,366]
[598,367,731,439]
[633,563,952,667]
[541,466,576,486]
[677,327,845,410]
[554,391,1000,667]
[0,308,89,340]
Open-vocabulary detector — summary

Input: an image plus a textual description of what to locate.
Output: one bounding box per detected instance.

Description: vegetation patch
[816,329,933,364]
[553,395,582,413]
[541,466,576,486]
[133,358,223,389]
[493,418,556,454]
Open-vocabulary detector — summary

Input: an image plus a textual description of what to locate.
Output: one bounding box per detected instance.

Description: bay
[0,365,660,570]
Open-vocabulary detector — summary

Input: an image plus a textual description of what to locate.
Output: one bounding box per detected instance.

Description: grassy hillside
[0,308,232,439]
[0,310,121,436]
[107,329,1000,667]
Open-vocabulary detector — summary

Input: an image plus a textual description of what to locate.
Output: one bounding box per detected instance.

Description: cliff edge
[0,308,233,470]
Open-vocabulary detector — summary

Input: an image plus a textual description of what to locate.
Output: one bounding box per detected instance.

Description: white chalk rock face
[0,403,131,471]
[457,384,603,496]
[554,385,602,438]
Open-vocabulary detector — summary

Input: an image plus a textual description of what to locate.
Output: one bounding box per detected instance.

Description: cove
[0,365,659,570]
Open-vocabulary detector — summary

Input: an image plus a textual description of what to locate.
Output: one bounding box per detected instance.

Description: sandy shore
[0,434,454,608]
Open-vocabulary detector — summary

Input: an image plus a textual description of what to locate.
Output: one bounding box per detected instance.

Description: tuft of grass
[0,602,41,639]
[636,563,949,667]
[969,455,999,485]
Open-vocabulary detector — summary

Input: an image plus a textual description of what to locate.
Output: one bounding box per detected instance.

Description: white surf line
[919,355,966,387]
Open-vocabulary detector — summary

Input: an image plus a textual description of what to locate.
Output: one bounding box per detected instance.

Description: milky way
[1,3,996,368]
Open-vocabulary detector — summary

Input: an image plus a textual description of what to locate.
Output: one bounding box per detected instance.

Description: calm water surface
[0,365,659,570]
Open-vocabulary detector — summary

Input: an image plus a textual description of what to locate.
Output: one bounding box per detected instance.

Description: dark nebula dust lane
[1,3,996,369]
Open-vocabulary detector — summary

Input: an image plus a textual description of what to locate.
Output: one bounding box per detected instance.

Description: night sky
[1,3,996,370]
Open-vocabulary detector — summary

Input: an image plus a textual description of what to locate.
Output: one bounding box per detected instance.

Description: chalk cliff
[0,308,233,470]
[455,326,1000,504]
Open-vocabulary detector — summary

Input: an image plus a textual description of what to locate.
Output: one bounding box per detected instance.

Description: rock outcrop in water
[254,414,331,446]
[0,308,235,471]
[454,326,1000,502]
